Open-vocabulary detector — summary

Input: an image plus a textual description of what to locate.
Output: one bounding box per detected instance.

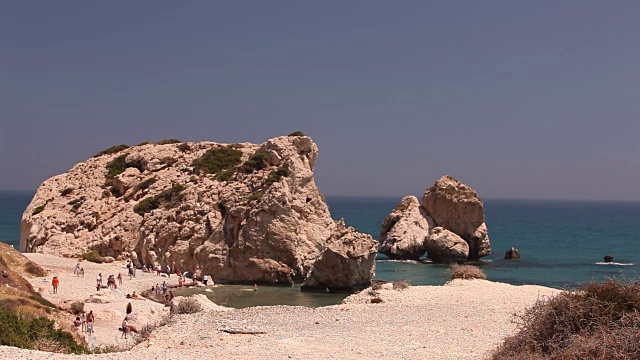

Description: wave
[595,262,635,266]
[377,259,421,264]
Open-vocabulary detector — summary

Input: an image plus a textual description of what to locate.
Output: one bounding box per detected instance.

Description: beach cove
[0,253,559,360]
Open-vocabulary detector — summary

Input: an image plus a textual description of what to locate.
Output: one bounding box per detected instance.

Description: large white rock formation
[21,135,376,289]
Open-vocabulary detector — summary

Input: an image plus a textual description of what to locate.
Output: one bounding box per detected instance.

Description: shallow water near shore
[2,191,640,307]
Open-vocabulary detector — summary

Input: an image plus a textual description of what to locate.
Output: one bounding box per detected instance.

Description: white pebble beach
[0,254,560,360]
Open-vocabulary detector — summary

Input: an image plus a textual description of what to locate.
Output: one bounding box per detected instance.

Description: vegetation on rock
[172,298,202,314]
[242,152,268,173]
[215,168,236,182]
[493,279,640,359]
[134,184,186,215]
[156,139,181,145]
[450,264,486,280]
[191,147,243,176]
[135,141,151,146]
[32,203,46,216]
[0,307,86,354]
[177,143,191,152]
[60,188,73,196]
[266,168,290,185]
[105,154,129,182]
[93,144,129,158]
[81,250,105,263]
[288,131,305,136]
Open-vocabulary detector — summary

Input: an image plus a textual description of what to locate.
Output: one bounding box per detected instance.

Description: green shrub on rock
[133,184,186,215]
[60,188,73,196]
[266,167,290,185]
[243,153,268,173]
[32,204,46,216]
[192,147,243,175]
[177,143,191,152]
[81,250,105,263]
[105,154,128,181]
[93,144,129,158]
[0,307,86,354]
[156,139,181,145]
[288,131,305,137]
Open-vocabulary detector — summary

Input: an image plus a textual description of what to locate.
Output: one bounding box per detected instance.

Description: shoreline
[0,253,560,359]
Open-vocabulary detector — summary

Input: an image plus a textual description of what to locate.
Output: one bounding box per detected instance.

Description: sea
[2,190,639,308]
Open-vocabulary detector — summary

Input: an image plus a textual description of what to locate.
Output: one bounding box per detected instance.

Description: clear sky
[2,1,640,200]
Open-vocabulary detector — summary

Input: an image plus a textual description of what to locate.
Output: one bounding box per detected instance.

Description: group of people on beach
[73,310,95,336]
[73,261,85,277]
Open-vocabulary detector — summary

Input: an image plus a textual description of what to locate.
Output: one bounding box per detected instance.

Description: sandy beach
[0,254,560,360]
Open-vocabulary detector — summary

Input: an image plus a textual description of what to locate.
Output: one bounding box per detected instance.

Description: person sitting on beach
[74,316,81,328]
[121,318,129,339]
[178,276,183,287]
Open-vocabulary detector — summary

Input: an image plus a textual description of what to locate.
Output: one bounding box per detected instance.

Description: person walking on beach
[121,317,129,339]
[202,274,208,286]
[161,281,167,294]
[74,262,80,276]
[166,264,171,278]
[117,272,123,286]
[52,276,59,294]
[80,311,87,332]
[156,264,161,276]
[86,310,95,336]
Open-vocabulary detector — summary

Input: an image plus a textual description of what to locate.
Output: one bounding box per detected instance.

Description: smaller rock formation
[603,255,614,263]
[302,221,378,291]
[504,247,521,259]
[379,175,491,263]
[425,227,469,263]
[379,196,433,259]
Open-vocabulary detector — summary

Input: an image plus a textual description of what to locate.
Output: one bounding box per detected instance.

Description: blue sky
[2,1,640,200]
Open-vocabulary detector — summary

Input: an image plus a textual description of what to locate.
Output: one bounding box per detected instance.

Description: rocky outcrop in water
[302,220,378,291]
[21,135,375,288]
[379,175,491,262]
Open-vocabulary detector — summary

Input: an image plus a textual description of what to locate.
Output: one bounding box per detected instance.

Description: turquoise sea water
[2,191,639,307]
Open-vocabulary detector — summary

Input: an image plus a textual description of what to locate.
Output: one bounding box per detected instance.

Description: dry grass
[492,279,640,360]
[392,280,410,290]
[450,264,486,280]
[172,298,202,314]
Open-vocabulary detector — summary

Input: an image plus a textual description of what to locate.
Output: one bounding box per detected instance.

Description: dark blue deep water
[3,191,639,306]
[327,196,640,289]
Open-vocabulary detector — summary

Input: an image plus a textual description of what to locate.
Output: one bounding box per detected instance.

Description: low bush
[70,302,84,314]
[93,144,129,158]
[177,143,191,152]
[0,307,86,354]
[173,298,202,314]
[215,168,236,182]
[137,177,157,192]
[81,250,105,264]
[156,139,181,145]
[133,184,186,215]
[32,204,46,216]
[27,295,56,309]
[492,279,640,360]
[450,264,486,280]
[288,131,305,136]
[135,141,151,146]
[192,147,243,175]
[105,154,128,181]
[24,261,47,277]
[370,297,384,304]
[60,188,73,196]
[392,280,410,290]
[242,153,267,173]
[67,196,86,211]
[247,191,264,202]
[266,167,290,185]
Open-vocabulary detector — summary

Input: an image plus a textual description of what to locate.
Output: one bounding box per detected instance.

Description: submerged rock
[21,135,375,287]
[379,175,491,262]
[603,255,614,263]
[504,247,521,259]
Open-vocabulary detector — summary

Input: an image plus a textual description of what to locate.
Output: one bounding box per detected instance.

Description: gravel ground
[1,255,560,360]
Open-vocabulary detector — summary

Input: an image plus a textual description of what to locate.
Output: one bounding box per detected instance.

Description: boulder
[20,135,375,288]
[302,223,378,291]
[379,196,433,260]
[421,175,485,239]
[86,289,114,303]
[504,247,521,259]
[424,227,469,263]
[603,255,614,263]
